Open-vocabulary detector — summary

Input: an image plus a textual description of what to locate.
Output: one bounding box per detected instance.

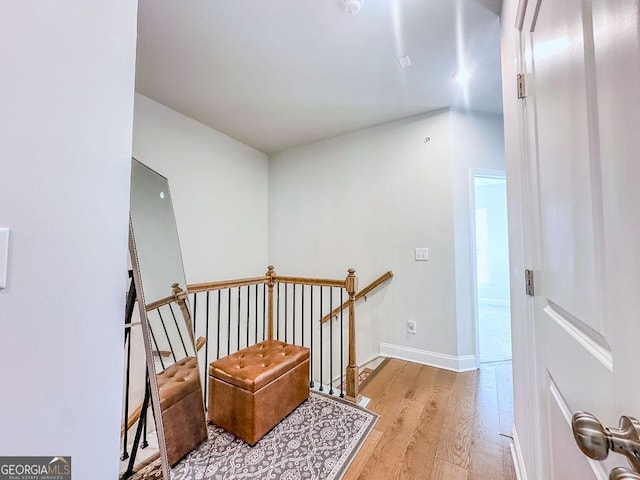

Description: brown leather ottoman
[207,340,310,445]
[157,356,208,466]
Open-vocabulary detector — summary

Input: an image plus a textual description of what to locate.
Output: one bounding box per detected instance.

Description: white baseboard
[358,354,382,369]
[511,426,528,480]
[378,342,477,372]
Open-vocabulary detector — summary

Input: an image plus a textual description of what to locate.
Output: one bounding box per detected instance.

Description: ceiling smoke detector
[342,0,364,16]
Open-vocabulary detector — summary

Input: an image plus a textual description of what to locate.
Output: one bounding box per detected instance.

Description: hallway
[345,359,515,480]
[478,304,512,364]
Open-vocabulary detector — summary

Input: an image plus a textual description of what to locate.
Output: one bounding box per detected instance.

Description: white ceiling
[136,0,503,154]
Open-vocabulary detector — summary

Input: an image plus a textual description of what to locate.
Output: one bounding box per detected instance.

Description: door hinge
[525,269,535,296]
[517,73,526,99]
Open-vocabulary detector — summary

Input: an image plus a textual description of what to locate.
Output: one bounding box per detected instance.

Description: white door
[519,0,640,477]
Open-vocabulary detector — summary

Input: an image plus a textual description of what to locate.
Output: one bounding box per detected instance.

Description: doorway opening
[473,173,512,364]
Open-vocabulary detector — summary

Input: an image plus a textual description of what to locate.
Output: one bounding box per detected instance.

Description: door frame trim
[502,1,546,476]
[468,168,509,368]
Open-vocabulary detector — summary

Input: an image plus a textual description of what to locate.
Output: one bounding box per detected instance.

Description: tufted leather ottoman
[156,356,208,466]
[207,340,310,445]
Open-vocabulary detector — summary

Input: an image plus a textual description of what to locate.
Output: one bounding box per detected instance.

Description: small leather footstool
[207,340,310,445]
[157,356,208,466]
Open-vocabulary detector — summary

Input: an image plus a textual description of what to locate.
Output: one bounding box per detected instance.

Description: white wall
[0,2,137,479]
[133,94,269,282]
[132,100,504,376]
[450,111,506,359]
[269,112,455,366]
[269,110,504,369]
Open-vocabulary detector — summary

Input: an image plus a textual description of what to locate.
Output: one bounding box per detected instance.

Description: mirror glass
[129,158,207,479]
[130,159,195,361]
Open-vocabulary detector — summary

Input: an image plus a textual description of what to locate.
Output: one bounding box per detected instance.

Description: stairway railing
[121,266,396,475]
[320,270,393,324]
[187,266,361,403]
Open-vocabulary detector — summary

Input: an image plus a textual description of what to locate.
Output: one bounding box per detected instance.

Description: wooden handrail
[145,274,348,311]
[188,276,270,293]
[191,274,347,290]
[145,276,270,311]
[145,295,175,312]
[320,270,393,323]
[273,275,346,288]
[195,336,206,352]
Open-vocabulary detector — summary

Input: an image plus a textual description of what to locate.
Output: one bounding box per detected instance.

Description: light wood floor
[344,359,516,480]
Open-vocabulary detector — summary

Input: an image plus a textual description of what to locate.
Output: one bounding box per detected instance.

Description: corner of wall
[132,95,270,281]
[379,342,477,372]
[449,110,506,360]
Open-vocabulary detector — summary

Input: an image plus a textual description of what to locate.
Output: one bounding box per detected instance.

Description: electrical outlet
[415,247,429,261]
[407,320,417,334]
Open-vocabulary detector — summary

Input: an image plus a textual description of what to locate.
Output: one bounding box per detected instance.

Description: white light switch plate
[0,228,9,289]
[415,247,429,261]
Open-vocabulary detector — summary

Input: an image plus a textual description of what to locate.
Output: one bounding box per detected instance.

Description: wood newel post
[345,268,361,403]
[266,265,275,341]
[172,283,196,348]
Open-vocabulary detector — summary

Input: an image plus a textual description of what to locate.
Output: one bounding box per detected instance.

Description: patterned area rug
[129,391,378,480]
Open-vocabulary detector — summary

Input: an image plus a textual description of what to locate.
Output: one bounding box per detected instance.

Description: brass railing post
[345,268,361,403]
[266,266,275,341]
[172,283,195,347]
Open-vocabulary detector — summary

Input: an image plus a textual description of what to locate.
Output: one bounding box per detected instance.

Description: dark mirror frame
[128,220,171,480]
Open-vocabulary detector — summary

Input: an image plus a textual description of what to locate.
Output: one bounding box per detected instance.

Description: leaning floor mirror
[129,158,207,479]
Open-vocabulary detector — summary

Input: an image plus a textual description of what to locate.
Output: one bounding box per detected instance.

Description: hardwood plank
[495,361,514,436]
[342,428,384,480]
[345,359,514,480]
[474,364,502,443]
[430,458,468,480]
[502,436,517,479]
[395,369,454,479]
[499,409,514,438]
[358,357,391,391]
[435,370,477,469]
[360,358,406,407]
[356,398,424,480]
[404,363,439,404]
[469,436,506,480]
[366,361,423,431]
[495,361,514,415]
